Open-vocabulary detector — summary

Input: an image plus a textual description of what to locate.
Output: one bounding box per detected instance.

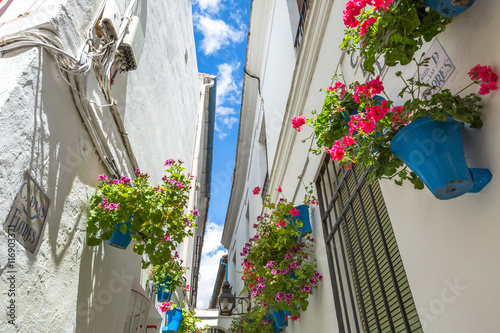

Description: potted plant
[86,159,198,267]
[148,258,187,302]
[293,56,497,199]
[240,186,322,324]
[340,0,453,73]
[228,304,280,333]
[159,301,209,333]
[422,0,476,17]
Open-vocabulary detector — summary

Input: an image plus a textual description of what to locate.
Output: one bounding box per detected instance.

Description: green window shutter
[316,160,422,333]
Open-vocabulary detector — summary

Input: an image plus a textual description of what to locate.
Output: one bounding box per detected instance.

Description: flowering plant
[240,185,322,317]
[294,57,498,188]
[158,301,209,333]
[340,0,451,73]
[228,304,276,333]
[148,257,187,295]
[86,160,197,267]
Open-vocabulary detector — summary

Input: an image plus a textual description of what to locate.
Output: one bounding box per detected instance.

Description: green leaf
[87,237,102,246]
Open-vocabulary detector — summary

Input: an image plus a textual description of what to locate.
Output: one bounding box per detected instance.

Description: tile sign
[414,38,455,98]
[4,172,50,253]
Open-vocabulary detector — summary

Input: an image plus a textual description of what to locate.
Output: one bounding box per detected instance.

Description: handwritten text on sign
[4,172,50,253]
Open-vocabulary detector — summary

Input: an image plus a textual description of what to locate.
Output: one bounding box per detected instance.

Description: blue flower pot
[166,308,184,332]
[108,218,133,249]
[266,314,281,333]
[390,116,491,200]
[422,0,475,17]
[270,308,288,329]
[289,205,312,235]
[157,277,174,302]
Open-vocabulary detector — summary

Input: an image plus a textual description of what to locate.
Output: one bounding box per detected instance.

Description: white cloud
[194,0,223,13]
[221,116,238,130]
[197,222,227,309]
[217,62,240,105]
[217,106,236,116]
[213,62,241,140]
[194,15,245,55]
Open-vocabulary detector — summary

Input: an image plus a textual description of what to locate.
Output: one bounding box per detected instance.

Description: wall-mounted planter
[108,219,133,249]
[390,116,491,200]
[157,277,174,302]
[422,0,475,17]
[266,314,281,333]
[270,308,288,329]
[165,308,184,333]
[289,205,312,235]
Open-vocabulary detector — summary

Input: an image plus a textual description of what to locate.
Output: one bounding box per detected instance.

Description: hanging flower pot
[166,308,184,332]
[390,116,491,200]
[157,277,174,302]
[422,0,476,17]
[270,308,288,329]
[266,314,281,333]
[108,218,133,249]
[289,205,312,235]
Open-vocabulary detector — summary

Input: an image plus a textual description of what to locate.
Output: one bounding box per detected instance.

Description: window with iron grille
[294,0,310,49]
[315,157,423,333]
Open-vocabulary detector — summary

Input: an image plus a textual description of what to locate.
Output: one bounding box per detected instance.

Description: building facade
[0,0,213,332]
[221,0,500,332]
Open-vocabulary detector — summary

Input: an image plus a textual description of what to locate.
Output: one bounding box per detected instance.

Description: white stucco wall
[226,0,500,332]
[0,0,203,332]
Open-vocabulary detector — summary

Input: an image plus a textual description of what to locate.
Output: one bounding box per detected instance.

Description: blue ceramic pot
[108,218,133,249]
[422,0,475,17]
[157,277,174,302]
[266,314,281,333]
[270,308,288,329]
[390,116,491,199]
[289,205,312,235]
[166,308,184,332]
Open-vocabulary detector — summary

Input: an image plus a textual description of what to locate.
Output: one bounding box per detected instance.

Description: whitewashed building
[0,0,214,332]
[221,0,500,332]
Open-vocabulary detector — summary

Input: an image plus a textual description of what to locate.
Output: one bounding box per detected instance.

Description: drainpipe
[181,78,215,266]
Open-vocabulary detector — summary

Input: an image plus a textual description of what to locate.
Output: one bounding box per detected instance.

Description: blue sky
[191,0,251,308]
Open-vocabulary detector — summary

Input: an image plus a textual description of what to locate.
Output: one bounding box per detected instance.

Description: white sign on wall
[414,38,455,98]
[4,172,50,253]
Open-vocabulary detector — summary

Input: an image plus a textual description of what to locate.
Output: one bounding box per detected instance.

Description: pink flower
[328,140,345,161]
[366,100,390,121]
[159,303,169,312]
[165,236,172,242]
[291,315,300,321]
[479,81,498,95]
[192,209,200,217]
[164,159,175,166]
[186,284,190,292]
[366,76,384,96]
[291,115,307,132]
[134,169,140,174]
[326,85,334,92]
[98,174,107,180]
[120,176,131,183]
[372,0,393,11]
[289,208,300,216]
[359,17,377,36]
[342,136,356,147]
[361,118,376,133]
[333,81,347,97]
[276,186,282,193]
[468,64,498,95]
[253,186,261,195]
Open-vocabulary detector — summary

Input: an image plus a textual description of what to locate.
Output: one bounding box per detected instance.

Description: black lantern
[218,281,236,316]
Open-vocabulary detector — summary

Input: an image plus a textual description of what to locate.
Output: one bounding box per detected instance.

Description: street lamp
[218,281,236,316]
[218,281,251,316]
